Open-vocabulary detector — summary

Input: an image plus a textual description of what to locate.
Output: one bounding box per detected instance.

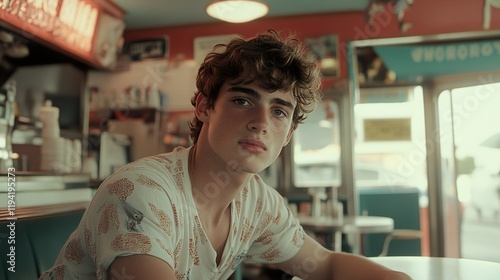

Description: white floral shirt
[39,146,305,280]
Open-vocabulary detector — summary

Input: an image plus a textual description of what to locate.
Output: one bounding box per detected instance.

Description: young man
[39,30,411,280]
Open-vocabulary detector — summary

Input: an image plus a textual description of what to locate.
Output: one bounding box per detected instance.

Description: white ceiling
[114,0,370,29]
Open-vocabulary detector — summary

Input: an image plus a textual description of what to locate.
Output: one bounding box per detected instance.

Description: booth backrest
[0,209,85,280]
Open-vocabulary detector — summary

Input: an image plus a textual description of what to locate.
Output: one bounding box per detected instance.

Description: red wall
[124,0,500,84]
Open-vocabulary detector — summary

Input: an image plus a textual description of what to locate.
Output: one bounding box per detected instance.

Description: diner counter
[0,171,91,191]
[0,172,94,217]
[0,201,89,220]
[0,187,94,207]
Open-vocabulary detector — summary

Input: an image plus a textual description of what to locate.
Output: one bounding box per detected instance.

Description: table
[370,256,500,280]
[298,215,394,253]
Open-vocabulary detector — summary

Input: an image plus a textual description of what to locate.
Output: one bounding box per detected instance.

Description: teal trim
[375,40,500,80]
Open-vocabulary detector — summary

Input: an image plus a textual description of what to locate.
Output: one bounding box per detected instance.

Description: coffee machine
[0,80,16,172]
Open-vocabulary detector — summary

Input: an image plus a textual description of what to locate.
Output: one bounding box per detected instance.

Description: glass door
[348,31,500,258]
[439,82,500,262]
[353,85,430,256]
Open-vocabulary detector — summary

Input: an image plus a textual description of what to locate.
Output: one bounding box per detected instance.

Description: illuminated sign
[0,0,99,53]
[364,118,412,141]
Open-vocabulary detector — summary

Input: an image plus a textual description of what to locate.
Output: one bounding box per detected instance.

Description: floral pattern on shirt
[107,178,134,200]
[98,203,119,234]
[137,174,162,190]
[261,246,282,261]
[149,202,172,235]
[111,232,152,253]
[64,238,85,264]
[38,146,304,280]
[84,226,96,263]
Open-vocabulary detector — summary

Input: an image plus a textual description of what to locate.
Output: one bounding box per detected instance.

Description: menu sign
[363,118,412,142]
[1,0,99,54]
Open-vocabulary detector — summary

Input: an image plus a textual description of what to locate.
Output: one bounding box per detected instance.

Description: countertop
[0,201,89,220]
[0,172,94,209]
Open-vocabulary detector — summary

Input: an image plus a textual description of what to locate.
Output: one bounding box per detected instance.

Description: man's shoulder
[100,146,191,190]
[144,146,190,165]
[123,146,190,171]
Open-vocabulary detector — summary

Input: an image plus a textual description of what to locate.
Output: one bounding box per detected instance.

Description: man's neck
[188,144,251,219]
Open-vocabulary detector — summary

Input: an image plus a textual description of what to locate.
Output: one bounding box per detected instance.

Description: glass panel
[293,99,341,188]
[353,85,429,256]
[449,83,500,262]
[354,86,427,193]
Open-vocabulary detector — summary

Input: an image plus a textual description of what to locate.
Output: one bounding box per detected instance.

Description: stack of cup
[39,100,64,172]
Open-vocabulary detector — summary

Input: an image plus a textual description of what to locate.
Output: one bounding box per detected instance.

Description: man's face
[196,82,296,174]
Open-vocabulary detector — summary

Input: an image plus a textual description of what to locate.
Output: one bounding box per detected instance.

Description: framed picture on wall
[126,37,169,61]
[305,34,340,78]
[193,34,237,67]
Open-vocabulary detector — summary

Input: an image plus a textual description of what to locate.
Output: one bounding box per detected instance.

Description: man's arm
[276,235,412,280]
[108,254,176,280]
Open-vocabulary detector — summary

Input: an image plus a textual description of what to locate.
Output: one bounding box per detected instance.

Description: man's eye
[273,109,287,117]
[234,99,249,106]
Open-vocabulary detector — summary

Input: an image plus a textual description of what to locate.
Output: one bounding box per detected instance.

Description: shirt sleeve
[83,163,179,278]
[245,182,306,264]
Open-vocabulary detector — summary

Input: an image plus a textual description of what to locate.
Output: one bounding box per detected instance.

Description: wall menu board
[0,0,124,68]
[364,118,412,141]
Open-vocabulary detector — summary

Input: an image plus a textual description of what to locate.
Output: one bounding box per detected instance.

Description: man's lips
[239,138,267,150]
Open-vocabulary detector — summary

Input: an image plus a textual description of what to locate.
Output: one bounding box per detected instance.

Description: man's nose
[247,108,270,134]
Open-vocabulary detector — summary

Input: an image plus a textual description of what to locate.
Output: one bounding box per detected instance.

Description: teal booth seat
[358,187,422,257]
[0,222,38,280]
[0,209,85,279]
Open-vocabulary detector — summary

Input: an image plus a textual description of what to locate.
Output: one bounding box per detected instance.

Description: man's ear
[283,128,295,146]
[194,93,210,122]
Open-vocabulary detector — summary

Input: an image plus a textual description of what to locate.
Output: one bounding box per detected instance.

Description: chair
[358,187,422,256]
[379,229,422,257]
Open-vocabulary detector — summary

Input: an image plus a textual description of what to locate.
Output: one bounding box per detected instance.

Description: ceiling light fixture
[206,0,269,23]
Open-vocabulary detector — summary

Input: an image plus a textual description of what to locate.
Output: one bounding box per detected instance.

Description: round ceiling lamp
[206,0,269,23]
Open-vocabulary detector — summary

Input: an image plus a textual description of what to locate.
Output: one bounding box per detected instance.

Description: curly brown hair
[189,29,323,144]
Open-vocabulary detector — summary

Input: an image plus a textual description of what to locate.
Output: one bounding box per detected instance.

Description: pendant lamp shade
[206,0,269,23]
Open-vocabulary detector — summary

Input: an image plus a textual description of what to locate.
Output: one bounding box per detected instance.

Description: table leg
[334,230,342,252]
[350,233,362,255]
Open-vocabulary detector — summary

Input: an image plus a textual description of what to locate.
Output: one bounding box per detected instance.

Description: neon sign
[1,0,99,53]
